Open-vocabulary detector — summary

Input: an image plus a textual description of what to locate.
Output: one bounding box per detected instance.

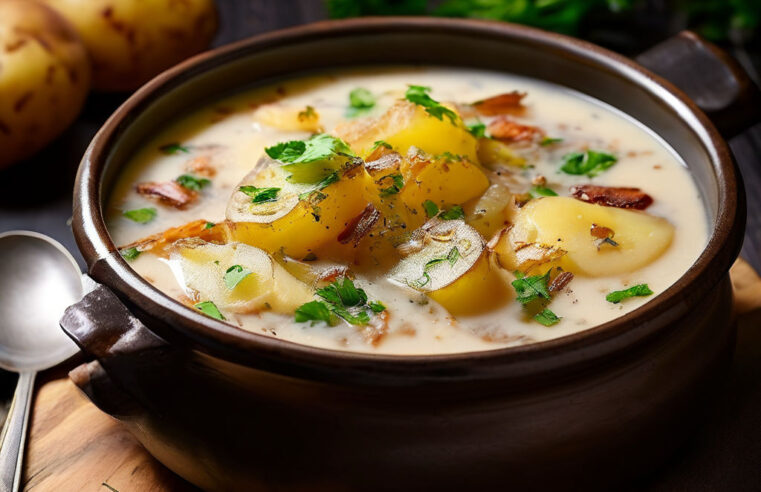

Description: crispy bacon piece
[362,309,390,346]
[365,151,402,175]
[473,91,527,116]
[119,219,226,257]
[317,266,352,284]
[549,271,574,293]
[487,116,543,143]
[337,204,381,246]
[571,185,653,210]
[185,155,216,177]
[136,181,198,209]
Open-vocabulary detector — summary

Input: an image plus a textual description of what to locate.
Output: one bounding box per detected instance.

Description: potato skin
[0,0,91,168]
[41,0,218,91]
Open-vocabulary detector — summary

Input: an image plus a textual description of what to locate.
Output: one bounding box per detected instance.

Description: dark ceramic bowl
[62,18,760,491]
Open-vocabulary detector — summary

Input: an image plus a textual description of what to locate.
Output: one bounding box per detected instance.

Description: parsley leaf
[405,85,459,125]
[534,308,561,326]
[123,207,156,224]
[440,205,465,220]
[317,277,368,307]
[422,200,439,218]
[414,247,460,287]
[606,284,653,304]
[530,185,558,197]
[266,134,355,164]
[378,173,404,197]
[223,265,252,290]
[467,122,487,138]
[349,87,375,109]
[368,301,386,313]
[447,246,460,266]
[239,186,280,203]
[560,150,617,177]
[176,174,211,191]
[204,222,215,229]
[295,300,333,325]
[372,140,392,150]
[159,142,190,154]
[540,137,563,146]
[332,307,371,325]
[511,270,552,305]
[195,301,225,320]
[121,247,140,261]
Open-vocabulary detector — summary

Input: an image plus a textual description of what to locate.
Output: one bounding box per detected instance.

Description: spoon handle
[0,372,36,492]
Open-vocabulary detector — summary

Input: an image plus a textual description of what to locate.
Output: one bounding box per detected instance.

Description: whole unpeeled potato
[40,0,218,92]
[0,0,91,168]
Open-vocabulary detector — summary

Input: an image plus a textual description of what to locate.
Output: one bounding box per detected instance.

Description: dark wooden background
[1,1,760,490]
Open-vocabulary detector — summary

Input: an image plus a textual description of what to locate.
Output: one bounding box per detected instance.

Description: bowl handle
[60,280,171,417]
[636,31,761,138]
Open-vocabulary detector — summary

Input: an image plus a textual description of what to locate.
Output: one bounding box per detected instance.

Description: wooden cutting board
[19,259,761,492]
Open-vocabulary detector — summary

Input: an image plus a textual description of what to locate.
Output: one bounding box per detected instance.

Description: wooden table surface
[0,1,760,490]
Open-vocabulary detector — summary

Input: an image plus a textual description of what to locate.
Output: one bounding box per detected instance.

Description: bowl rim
[73,17,744,383]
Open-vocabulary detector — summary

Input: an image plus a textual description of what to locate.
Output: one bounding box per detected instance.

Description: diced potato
[496,197,674,277]
[399,154,490,215]
[390,220,510,315]
[335,101,479,162]
[477,138,526,168]
[253,103,322,133]
[170,240,312,314]
[227,160,375,259]
[465,183,514,239]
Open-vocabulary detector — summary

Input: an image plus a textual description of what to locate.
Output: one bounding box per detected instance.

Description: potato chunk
[390,220,510,315]
[335,101,479,162]
[170,240,312,314]
[496,197,674,277]
[227,159,375,258]
[253,103,322,133]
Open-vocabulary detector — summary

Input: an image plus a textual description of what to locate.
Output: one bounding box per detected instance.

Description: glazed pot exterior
[64,18,758,491]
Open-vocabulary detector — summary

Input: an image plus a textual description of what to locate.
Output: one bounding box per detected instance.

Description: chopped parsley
[422,200,439,218]
[437,151,464,162]
[414,246,460,288]
[378,173,404,197]
[298,105,316,120]
[265,134,354,165]
[239,186,280,203]
[368,301,386,313]
[120,247,140,261]
[372,140,392,150]
[560,150,617,177]
[511,270,551,305]
[349,87,375,109]
[175,174,211,191]
[606,284,653,304]
[467,121,487,138]
[223,265,252,290]
[295,301,333,325]
[159,142,190,154]
[195,301,225,320]
[298,171,340,201]
[204,222,215,229]
[439,205,465,220]
[530,185,558,197]
[123,207,156,224]
[405,85,459,125]
[534,308,561,326]
[540,137,563,146]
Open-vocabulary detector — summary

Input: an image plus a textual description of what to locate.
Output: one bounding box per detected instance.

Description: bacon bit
[473,91,527,116]
[185,155,216,177]
[571,184,653,210]
[487,116,543,143]
[362,310,390,346]
[513,193,532,208]
[590,224,615,239]
[119,219,226,257]
[317,266,352,284]
[365,151,402,175]
[532,175,547,186]
[338,204,381,246]
[549,271,574,293]
[136,181,198,209]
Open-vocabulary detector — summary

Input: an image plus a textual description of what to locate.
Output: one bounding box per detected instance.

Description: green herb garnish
[239,186,281,203]
[223,264,252,290]
[440,205,465,220]
[414,246,460,287]
[123,207,157,224]
[368,301,386,313]
[530,185,558,197]
[176,174,211,191]
[511,270,552,305]
[266,134,354,164]
[195,301,225,320]
[405,85,459,125]
[467,122,487,138]
[294,301,333,325]
[534,308,561,326]
[349,87,375,109]
[422,200,439,218]
[120,247,140,261]
[159,143,190,154]
[298,105,316,120]
[378,173,404,197]
[560,150,617,177]
[299,172,340,201]
[204,222,215,229]
[317,277,368,307]
[297,277,384,326]
[372,140,392,150]
[605,284,653,304]
[540,137,563,146]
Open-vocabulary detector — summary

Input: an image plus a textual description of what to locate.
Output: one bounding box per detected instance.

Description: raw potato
[0,0,90,168]
[496,197,674,277]
[40,0,218,91]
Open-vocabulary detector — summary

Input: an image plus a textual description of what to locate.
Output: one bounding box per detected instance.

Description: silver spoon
[0,231,82,492]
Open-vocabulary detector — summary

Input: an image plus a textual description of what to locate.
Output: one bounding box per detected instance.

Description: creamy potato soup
[107,67,708,355]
